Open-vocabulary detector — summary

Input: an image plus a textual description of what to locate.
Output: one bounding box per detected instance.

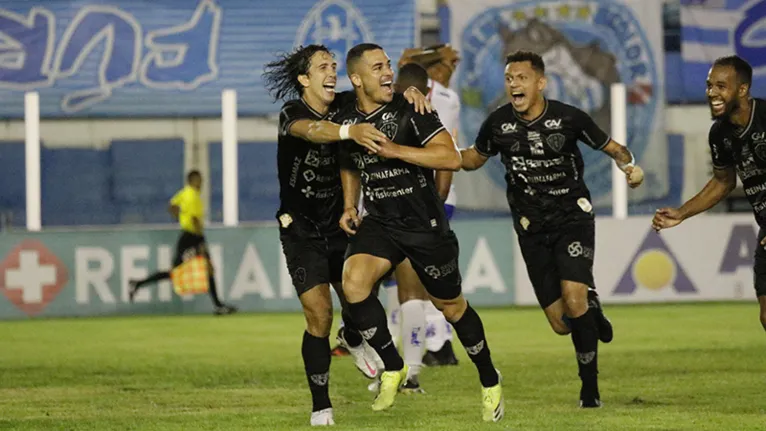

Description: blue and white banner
[446,0,667,212]
[680,0,766,100]
[0,0,415,118]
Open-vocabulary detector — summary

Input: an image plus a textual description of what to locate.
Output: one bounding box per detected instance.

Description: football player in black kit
[653,56,766,332]
[263,44,431,426]
[333,43,504,422]
[460,50,644,408]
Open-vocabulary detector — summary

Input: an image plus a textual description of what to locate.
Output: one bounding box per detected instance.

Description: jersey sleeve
[573,108,611,150]
[169,189,185,206]
[708,123,734,169]
[278,100,311,136]
[410,109,446,147]
[473,115,498,157]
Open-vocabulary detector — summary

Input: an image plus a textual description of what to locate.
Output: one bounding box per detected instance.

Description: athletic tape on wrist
[339,124,350,140]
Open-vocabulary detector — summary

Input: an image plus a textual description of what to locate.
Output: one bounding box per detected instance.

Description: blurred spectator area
[0,1,717,229]
[0,139,281,227]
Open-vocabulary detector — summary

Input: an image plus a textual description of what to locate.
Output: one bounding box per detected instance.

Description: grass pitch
[0,303,764,430]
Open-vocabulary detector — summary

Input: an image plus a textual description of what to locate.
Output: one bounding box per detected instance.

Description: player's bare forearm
[341,169,361,210]
[602,140,634,171]
[389,142,461,171]
[192,217,203,234]
[288,120,341,144]
[460,147,489,171]
[678,167,736,220]
[435,170,453,201]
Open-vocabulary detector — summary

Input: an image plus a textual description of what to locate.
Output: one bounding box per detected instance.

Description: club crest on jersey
[458,0,658,201]
[380,123,398,140]
[755,143,766,162]
[546,133,566,153]
[295,0,373,89]
[379,112,399,139]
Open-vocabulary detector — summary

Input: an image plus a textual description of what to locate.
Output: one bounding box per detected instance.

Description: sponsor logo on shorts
[424,258,458,279]
[293,267,306,285]
[567,241,593,259]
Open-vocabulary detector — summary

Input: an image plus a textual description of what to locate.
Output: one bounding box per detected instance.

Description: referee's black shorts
[173,231,207,267]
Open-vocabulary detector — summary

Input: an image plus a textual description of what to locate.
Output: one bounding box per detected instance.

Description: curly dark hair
[263,45,332,101]
[713,55,752,91]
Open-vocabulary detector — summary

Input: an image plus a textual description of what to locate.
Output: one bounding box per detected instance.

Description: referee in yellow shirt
[129,170,237,315]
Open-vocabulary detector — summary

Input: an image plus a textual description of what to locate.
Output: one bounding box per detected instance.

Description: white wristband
[339,124,351,140]
[618,151,635,171]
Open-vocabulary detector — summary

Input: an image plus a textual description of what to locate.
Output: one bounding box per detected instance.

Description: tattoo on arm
[609,144,633,166]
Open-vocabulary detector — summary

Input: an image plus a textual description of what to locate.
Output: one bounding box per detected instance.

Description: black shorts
[754,228,766,297]
[280,223,348,297]
[518,221,595,309]
[346,218,462,300]
[173,231,207,267]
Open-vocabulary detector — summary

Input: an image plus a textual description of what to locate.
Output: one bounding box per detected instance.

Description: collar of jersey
[301,97,328,119]
[513,98,549,126]
[735,98,756,139]
[355,101,388,119]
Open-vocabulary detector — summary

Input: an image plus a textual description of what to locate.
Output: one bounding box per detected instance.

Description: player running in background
[263,44,431,426]
[653,56,766,332]
[128,170,237,316]
[334,43,504,422]
[460,51,642,407]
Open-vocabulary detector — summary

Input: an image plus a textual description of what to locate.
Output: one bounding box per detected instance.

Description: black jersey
[276,94,353,236]
[708,98,766,227]
[335,93,449,232]
[475,99,611,235]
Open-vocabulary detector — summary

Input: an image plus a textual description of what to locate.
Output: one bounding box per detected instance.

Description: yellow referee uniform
[170,185,204,235]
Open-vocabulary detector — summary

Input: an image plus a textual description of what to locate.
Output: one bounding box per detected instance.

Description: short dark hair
[187,170,201,183]
[262,45,332,101]
[713,55,752,91]
[396,63,429,94]
[505,50,545,74]
[346,43,383,74]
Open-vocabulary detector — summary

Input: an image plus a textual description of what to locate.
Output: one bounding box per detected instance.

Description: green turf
[0,303,765,430]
